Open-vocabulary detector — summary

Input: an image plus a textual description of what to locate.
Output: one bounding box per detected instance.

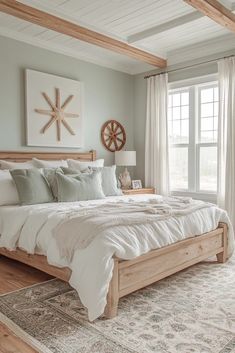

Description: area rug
[0,257,235,353]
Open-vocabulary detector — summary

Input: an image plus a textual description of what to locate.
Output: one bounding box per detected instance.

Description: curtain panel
[218,57,235,230]
[145,74,169,195]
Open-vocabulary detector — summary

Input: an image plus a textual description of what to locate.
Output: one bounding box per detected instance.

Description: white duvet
[0,194,234,321]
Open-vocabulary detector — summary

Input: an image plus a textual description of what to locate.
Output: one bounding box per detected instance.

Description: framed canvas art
[25,69,84,148]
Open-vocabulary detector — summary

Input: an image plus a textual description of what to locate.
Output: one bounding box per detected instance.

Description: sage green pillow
[56,170,105,202]
[43,167,81,200]
[10,169,54,205]
[43,168,62,200]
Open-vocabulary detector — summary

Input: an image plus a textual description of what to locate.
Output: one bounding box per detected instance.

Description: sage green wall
[0,35,134,166]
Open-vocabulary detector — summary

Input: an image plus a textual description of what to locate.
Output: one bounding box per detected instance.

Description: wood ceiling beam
[183,0,235,32]
[0,0,166,68]
[128,11,204,43]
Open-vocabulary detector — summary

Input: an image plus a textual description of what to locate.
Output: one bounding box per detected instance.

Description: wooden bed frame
[0,151,228,319]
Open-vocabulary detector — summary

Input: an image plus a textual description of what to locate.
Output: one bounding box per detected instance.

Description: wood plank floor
[0,256,52,353]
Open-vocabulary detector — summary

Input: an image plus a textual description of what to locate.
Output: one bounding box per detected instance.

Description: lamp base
[119,167,132,189]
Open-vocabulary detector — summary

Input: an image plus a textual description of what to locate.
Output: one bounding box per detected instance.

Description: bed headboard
[0,150,96,162]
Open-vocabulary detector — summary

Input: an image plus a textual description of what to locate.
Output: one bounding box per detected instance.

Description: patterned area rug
[0,257,235,353]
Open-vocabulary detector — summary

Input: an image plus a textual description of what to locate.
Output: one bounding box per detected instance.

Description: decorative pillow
[60,167,81,175]
[56,170,105,202]
[43,167,81,199]
[92,166,122,196]
[0,171,19,205]
[67,159,104,172]
[32,158,68,168]
[10,169,54,205]
[42,168,62,200]
[0,160,34,170]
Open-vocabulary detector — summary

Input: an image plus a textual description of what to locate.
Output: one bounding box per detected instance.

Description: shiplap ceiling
[0,0,235,74]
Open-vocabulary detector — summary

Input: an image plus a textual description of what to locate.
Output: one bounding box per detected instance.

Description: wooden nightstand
[122,188,155,195]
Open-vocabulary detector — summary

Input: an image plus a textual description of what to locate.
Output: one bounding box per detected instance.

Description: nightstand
[122,188,155,195]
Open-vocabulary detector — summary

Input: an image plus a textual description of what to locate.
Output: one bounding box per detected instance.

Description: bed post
[91,150,96,161]
[216,222,228,263]
[104,259,119,319]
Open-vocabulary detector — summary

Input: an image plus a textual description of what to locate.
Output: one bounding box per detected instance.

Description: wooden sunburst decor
[35,88,79,141]
[101,120,126,152]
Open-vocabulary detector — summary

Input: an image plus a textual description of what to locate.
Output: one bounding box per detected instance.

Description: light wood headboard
[0,150,96,162]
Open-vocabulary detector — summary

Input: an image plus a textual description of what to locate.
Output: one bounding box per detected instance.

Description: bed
[0,151,233,321]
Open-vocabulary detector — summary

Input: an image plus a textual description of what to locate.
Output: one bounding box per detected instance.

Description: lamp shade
[115,151,136,166]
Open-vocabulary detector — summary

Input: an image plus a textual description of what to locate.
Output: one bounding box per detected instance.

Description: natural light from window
[168,82,218,195]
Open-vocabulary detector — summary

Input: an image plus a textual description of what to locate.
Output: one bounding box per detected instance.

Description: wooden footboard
[104,222,228,318]
[0,223,228,320]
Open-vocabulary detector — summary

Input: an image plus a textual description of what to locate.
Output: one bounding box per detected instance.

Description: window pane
[173,120,180,139]
[199,85,218,143]
[201,88,213,103]
[169,90,190,144]
[214,102,218,116]
[168,95,172,107]
[181,92,189,105]
[214,87,218,101]
[173,107,180,119]
[201,103,213,117]
[181,106,189,119]
[181,120,189,142]
[200,131,214,142]
[169,147,188,189]
[201,117,213,131]
[172,93,180,106]
[199,146,217,191]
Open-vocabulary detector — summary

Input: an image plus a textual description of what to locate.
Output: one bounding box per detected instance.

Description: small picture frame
[132,180,142,189]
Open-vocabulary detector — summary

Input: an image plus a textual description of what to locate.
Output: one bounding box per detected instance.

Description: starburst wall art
[25,69,84,148]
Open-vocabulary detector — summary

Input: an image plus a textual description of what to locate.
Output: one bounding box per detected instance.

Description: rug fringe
[0,312,53,353]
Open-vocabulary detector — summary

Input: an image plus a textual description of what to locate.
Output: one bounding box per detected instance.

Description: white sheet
[0,194,234,321]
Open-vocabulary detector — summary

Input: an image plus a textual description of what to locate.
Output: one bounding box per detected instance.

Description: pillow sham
[67,158,104,172]
[92,166,122,196]
[10,169,54,205]
[0,160,34,170]
[56,170,105,202]
[0,170,19,205]
[32,158,68,168]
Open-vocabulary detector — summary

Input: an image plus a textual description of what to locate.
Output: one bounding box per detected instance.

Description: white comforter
[0,194,234,321]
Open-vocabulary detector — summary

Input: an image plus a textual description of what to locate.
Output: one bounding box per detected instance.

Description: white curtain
[218,57,235,230]
[145,74,169,195]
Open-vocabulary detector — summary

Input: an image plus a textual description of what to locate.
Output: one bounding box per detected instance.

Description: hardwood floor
[0,256,52,353]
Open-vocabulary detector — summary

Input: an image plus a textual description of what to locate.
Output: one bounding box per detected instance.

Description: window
[168,81,218,196]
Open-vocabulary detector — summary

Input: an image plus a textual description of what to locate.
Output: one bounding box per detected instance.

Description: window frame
[168,75,218,203]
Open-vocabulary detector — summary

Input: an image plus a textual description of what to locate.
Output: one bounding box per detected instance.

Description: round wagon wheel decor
[101,120,126,152]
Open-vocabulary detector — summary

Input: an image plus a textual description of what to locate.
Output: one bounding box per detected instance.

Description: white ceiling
[0,0,235,74]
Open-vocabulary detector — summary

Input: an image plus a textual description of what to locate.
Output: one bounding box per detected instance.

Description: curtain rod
[144,54,235,79]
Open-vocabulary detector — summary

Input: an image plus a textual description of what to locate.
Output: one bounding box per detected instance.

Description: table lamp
[115,151,136,189]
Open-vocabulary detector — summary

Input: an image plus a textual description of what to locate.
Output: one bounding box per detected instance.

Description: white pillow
[0,160,34,170]
[67,159,104,172]
[0,170,19,205]
[32,158,68,168]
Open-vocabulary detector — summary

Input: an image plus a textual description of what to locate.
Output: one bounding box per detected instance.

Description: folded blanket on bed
[53,197,213,261]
